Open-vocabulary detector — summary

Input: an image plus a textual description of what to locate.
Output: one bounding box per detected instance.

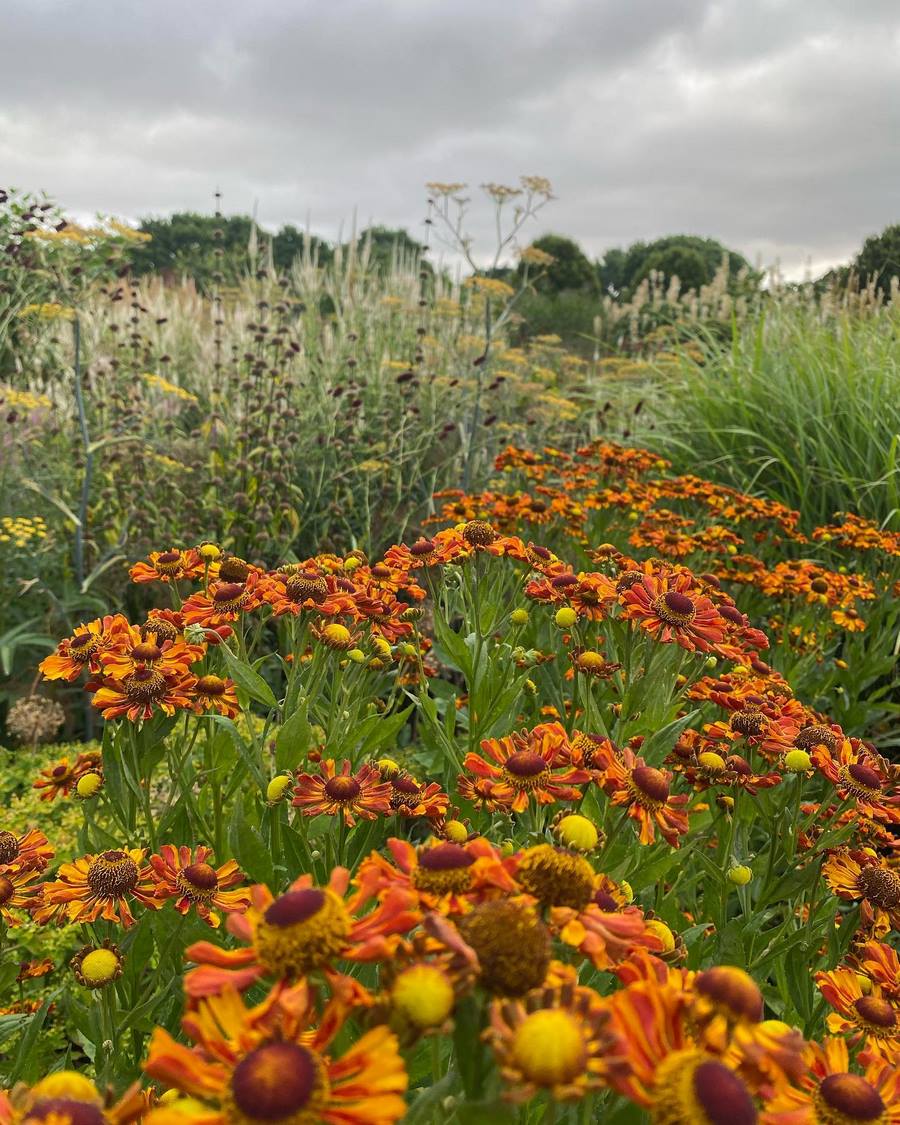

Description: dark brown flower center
[818,1073,885,1120]
[692,1060,757,1125]
[196,675,227,697]
[0,875,15,904]
[846,762,883,792]
[857,866,900,908]
[142,616,179,644]
[810,577,829,593]
[285,571,328,602]
[795,725,838,752]
[616,570,644,592]
[130,642,162,663]
[154,550,183,575]
[181,862,219,894]
[410,537,436,557]
[87,851,139,898]
[213,582,247,604]
[418,843,475,871]
[0,831,19,865]
[854,996,897,1031]
[219,556,251,583]
[719,605,744,626]
[124,667,166,702]
[323,775,362,802]
[231,1042,319,1119]
[69,632,99,660]
[630,765,670,804]
[594,890,619,911]
[265,888,325,927]
[652,590,696,626]
[730,709,766,737]
[27,1101,105,1125]
[516,845,596,911]
[458,900,551,996]
[505,750,549,778]
[463,520,497,546]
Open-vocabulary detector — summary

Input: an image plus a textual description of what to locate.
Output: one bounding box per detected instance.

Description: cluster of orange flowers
[0,832,250,931]
[6,438,898,1120]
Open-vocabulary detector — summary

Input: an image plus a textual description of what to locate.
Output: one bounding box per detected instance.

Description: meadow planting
[0,181,899,1123]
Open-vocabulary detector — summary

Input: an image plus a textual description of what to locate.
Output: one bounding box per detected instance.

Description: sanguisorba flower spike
[144,978,408,1125]
[32,847,162,927]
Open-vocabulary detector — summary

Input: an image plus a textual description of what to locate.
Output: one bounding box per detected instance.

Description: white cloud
[1,0,897,277]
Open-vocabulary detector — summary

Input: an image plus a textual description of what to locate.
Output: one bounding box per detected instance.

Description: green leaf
[229,798,275,885]
[641,709,700,762]
[276,702,311,771]
[220,644,278,709]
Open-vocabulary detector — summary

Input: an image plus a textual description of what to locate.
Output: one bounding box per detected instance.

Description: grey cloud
[1,0,897,276]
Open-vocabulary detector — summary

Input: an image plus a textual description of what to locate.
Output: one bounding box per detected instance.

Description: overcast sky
[2,0,898,278]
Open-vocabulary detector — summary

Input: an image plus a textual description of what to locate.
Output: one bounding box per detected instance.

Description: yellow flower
[464,276,515,300]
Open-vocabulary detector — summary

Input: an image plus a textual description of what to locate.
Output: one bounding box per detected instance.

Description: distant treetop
[598,234,755,297]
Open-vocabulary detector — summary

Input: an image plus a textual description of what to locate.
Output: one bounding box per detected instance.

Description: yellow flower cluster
[1,385,53,411]
[0,515,48,547]
[519,246,556,267]
[107,220,152,243]
[24,227,95,244]
[463,277,515,300]
[141,374,199,404]
[16,303,75,321]
[432,298,461,317]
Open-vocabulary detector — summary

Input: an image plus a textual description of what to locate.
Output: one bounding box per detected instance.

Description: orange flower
[31,847,161,927]
[813,739,900,824]
[183,867,419,998]
[606,959,803,1115]
[0,864,43,925]
[761,1036,900,1123]
[486,977,613,1102]
[592,743,690,847]
[191,674,240,718]
[144,979,408,1125]
[822,849,900,936]
[462,722,590,814]
[292,759,392,826]
[98,627,204,681]
[355,837,516,914]
[32,750,101,801]
[259,567,354,618]
[854,941,900,1001]
[0,827,53,872]
[815,968,900,1065]
[91,664,196,722]
[552,892,663,971]
[384,773,450,819]
[38,613,130,681]
[181,572,264,628]
[0,1073,145,1125]
[619,570,727,653]
[129,547,204,584]
[149,845,250,928]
